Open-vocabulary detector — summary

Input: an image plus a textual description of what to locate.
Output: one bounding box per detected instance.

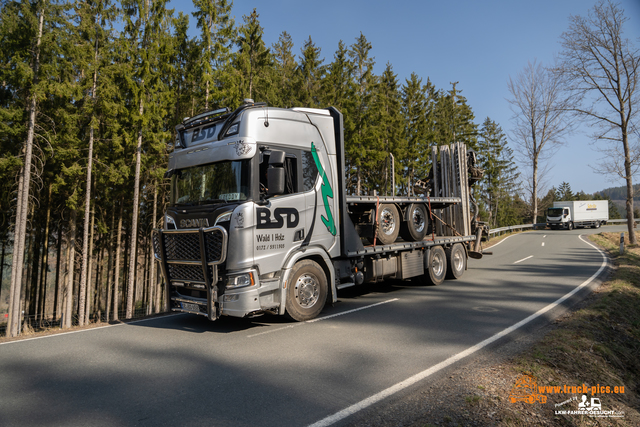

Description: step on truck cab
[153,101,487,322]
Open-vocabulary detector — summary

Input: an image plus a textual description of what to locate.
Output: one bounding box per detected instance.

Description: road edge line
[307,234,609,427]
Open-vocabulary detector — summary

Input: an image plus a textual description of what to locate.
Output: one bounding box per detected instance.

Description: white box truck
[546,200,609,230]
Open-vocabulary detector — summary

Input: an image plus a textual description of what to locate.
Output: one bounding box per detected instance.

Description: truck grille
[166,264,217,283]
[152,226,227,285]
[153,227,226,263]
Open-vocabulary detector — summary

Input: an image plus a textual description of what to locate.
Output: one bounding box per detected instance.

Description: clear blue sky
[170,0,640,195]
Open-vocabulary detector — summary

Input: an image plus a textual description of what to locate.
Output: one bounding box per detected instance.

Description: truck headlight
[227,272,255,289]
[165,214,177,229]
[214,212,232,225]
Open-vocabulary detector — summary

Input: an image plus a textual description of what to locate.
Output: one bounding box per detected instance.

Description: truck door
[254,148,307,275]
[302,141,337,253]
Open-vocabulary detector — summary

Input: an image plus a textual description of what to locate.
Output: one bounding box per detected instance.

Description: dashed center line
[247,298,399,338]
[542,242,545,246]
[513,255,533,264]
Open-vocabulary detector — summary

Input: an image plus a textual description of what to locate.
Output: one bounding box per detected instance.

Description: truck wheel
[413,246,447,286]
[595,221,601,228]
[400,203,428,242]
[567,222,573,231]
[375,204,400,245]
[445,243,466,279]
[285,260,328,322]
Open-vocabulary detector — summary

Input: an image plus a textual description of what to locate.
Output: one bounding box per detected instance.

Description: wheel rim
[452,249,464,272]
[432,252,444,276]
[411,207,426,233]
[294,273,320,308]
[380,207,396,235]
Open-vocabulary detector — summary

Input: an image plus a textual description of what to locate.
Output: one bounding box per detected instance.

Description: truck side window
[302,150,319,191]
[259,149,298,196]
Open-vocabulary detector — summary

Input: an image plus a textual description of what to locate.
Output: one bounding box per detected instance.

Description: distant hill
[599,184,640,201]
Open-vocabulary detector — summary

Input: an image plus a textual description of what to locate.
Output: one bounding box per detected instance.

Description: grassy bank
[497,232,640,426]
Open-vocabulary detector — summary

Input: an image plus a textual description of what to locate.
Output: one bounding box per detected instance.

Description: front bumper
[152,226,228,320]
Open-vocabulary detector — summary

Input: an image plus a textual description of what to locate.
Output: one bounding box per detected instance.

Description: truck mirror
[267,168,285,195]
[267,149,286,195]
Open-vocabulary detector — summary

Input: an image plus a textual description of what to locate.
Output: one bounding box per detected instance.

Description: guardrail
[488,218,637,237]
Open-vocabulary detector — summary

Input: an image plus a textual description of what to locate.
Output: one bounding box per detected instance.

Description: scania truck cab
[153,101,486,322]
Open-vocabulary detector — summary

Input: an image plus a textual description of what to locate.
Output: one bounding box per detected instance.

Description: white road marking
[307,234,608,427]
[542,242,545,247]
[513,255,533,264]
[0,314,184,346]
[247,298,399,338]
[543,235,547,238]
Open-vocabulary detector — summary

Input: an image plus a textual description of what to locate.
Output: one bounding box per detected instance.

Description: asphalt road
[0,226,617,427]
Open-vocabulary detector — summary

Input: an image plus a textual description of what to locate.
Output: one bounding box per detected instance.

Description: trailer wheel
[400,203,428,242]
[285,260,328,322]
[375,204,400,245]
[413,246,447,286]
[445,243,466,279]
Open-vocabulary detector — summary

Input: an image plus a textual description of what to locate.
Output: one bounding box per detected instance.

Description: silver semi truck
[152,101,487,322]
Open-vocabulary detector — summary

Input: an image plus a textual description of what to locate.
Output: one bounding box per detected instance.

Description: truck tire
[445,243,466,279]
[400,203,428,242]
[595,220,601,228]
[567,222,573,231]
[375,204,400,245]
[413,246,447,286]
[285,260,328,322]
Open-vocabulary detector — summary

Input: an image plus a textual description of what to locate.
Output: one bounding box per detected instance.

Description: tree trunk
[78,118,96,326]
[106,209,115,322]
[0,239,5,303]
[150,184,158,313]
[622,131,636,244]
[113,200,124,321]
[38,184,52,321]
[532,159,538,225]
[7,7,44,337]
[53,222,63,321]
[27,227,41,318]
[64,209,77,329]
[127,96,144,319]
[85,208,96,324]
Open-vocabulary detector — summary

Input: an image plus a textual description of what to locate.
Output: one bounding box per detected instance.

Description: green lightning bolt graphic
[311,142,336,236]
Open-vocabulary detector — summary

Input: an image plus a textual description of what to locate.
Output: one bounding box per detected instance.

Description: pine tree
[121,0,174,319]
[477,118,520,228]
[296,36,325,108]
[192,0,234,111]
[231,8,272,105]
[374,63,404,196]
[73,0,117,326]
[434,82,478,149]
[555,182,575,201]
[2,0,71,336]
[347,33,377,195]
[400,73,428,196]
[272,31,297,108]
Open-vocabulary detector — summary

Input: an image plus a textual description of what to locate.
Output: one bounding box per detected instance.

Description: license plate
[181,302,200,312]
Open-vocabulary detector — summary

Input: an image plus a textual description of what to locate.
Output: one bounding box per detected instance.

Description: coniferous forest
[2,0,558,334]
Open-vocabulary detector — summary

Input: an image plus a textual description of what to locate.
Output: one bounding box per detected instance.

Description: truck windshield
[171,160,250,206]
[547,208,564,216]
